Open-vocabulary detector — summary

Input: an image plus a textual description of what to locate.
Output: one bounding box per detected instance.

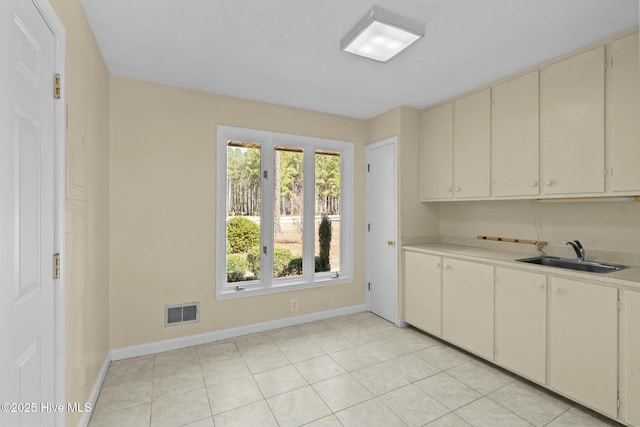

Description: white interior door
[366,138,397,323]
[1,1,57,425]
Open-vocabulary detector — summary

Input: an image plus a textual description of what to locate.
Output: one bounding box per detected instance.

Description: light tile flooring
[88,312,623,427]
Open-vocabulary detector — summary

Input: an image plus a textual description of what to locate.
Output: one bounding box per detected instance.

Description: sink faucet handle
[563,240,585,261]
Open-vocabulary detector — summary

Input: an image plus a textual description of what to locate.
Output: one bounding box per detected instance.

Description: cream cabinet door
[422,103,453,200]
[442,258,494,359]
[454,89,491,198]
[540,47,605,195]
[611,32,640,193]
[492,71,540,197]
[495,268,546,384]
[404,251,442,336]
[549,277,618,417]
[625,290,640,426]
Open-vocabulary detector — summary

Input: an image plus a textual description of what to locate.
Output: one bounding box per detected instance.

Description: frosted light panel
[343,21,421,62]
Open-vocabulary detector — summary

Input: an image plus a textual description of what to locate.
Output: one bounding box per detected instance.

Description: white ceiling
[81,0,638,120]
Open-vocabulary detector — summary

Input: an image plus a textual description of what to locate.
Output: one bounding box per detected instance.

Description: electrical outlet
[290,298,298,311]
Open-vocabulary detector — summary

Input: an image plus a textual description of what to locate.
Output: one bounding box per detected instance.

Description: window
[216,126,353,298]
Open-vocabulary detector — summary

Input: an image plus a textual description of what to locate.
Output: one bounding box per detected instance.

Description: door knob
[385,240,394,246]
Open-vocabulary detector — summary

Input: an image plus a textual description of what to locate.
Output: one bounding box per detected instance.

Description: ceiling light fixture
[340,6,425,63]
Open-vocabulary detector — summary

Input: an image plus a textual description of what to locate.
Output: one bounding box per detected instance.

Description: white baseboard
[77,353,110,427]
[110,304,368,361]
[396,319,409,327]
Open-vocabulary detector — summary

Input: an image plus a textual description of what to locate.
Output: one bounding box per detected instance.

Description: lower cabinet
[404,251,442,336]
[442,258,494,360]
[402,248,637,425]
[625,290,640,426]
[495,267,547,384]
[549,277,619,417]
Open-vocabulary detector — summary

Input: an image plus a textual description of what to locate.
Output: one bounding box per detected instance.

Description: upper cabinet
[421,29,639,202]
[454,89,491,198]
[610,32,640,192]
[421,103,453,200]
[540,46,606,195]
[492,71,540,197]
[421,89,490,201]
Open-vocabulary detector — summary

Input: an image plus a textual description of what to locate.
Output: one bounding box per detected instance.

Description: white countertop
[403,243,640,291]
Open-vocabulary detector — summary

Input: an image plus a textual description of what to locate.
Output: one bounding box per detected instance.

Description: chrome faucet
[563,240,585,262]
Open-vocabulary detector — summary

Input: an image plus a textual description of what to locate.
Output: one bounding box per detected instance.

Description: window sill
[216,275,353,300]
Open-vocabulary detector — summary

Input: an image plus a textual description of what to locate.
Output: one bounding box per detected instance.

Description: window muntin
[216,126,353,298]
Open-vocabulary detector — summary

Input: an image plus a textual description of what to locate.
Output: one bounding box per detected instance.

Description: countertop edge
[403,243,640,291]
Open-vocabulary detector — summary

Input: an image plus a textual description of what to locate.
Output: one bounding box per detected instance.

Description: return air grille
[165,302,199,326]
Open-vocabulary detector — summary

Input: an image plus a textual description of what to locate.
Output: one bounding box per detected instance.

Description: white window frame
[216,125,354,299]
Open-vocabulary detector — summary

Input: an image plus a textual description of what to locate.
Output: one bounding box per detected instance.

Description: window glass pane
[226,141,261,283]
[274,146,304,278]
[315,150,341,273]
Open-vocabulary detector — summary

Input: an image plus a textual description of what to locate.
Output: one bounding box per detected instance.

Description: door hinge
[367,164,370,172]
[618,296,622,311]
[367,223,370,232]
[54,74,61,99]
[263,170,268,179]
[53,253,61,279]
[368,282,371,291]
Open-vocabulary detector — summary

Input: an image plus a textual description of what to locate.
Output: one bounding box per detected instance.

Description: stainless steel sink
[515,256,628,274]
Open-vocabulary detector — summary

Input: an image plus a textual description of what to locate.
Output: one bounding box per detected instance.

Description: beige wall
[440,199,640,255]
[367,107,440,319]
[109,77,368,349]
[367,106,440,244]
[49,1,111,426]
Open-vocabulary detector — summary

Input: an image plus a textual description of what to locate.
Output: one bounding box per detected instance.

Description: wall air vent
[165,302,199,326]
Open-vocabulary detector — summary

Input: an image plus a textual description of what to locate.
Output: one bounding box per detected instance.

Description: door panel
[0,1,56,424]
[611,32,640,192]
[454,89,491,198]
[625,291,640,426]
[492,71,540,197]
[495,268,546,383]
[404,251,441,336]
[540,47,605,195]
[549,278,617,417]
[367,140,397,323]
[442,258,494,359]
[422,103,453,200]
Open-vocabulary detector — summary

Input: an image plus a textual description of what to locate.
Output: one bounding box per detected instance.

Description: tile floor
[88,312,623,427]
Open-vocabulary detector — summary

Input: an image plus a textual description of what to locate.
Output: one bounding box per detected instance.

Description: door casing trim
[31,1,66,425]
